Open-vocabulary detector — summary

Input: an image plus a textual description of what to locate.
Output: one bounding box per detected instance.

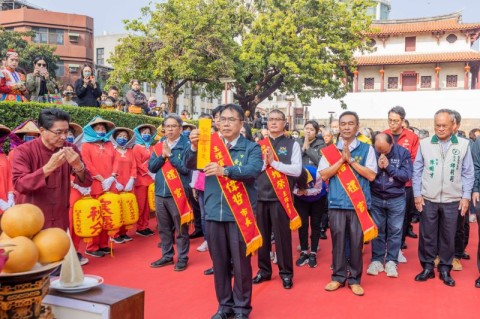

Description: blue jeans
[371,195,406,264]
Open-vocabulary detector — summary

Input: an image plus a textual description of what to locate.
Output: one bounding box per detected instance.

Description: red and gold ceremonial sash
[153,143,193,225]
[211,133,263,256]
[258,138,302,231]
[321,144,377,242]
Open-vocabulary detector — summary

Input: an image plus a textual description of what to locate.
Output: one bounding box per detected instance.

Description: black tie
[226,143,232,149]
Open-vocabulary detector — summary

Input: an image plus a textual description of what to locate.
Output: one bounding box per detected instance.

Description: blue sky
[30,0,480,35]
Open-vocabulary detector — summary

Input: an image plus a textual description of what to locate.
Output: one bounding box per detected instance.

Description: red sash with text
[321,144,377,242]
[211,133,263,256]
[258,138,301,231]
[153,143,193,225]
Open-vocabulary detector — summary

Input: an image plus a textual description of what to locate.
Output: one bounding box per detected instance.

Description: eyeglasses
[36,63,46,67]
[164,125,179,129]
[267,118,285,122]
[219,117,241,124]
[388,119,401,124]
[47,129,70,137]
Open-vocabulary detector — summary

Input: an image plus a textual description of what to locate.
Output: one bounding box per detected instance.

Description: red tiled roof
[355,51,480,66]
[368,13,480,36]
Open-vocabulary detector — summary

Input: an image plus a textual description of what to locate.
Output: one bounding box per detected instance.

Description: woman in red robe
[132,124,156,237]
[0,49,28,102]
[80,117,117,258]
[0,125,13,214]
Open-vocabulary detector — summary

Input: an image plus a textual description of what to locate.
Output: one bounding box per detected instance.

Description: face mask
[141,134,151,142]
[83,71,91,77]
[182,131,191,138]
[116,137,127,146]
[292,133,299,138]
[149,102,157,108]
[96,132,106,138]
[24,135,35,142]
[105,101,113,106]
[66,136,74,143]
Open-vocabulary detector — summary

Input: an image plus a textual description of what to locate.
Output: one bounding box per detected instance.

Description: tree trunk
[166,94,178,113]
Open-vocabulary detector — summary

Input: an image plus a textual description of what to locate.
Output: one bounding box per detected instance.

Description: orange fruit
[1,204,44,238]
[32,228,70,264]
[1,236,39,273]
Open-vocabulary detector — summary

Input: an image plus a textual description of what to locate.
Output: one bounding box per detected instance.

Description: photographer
[26,57,58,102]
[74,64,102,107]
[62,84,78,106]
[125,79,148,114]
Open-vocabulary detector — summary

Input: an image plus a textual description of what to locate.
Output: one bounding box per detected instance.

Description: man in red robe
[11,108,92,230]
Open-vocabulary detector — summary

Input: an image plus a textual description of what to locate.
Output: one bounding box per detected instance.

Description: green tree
[0,27,59,80]
[108,0,238,113]
[233,0,373,113]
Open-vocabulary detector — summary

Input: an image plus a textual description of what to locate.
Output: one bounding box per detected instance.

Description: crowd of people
[0,49,178,117]
[2,51,480,319]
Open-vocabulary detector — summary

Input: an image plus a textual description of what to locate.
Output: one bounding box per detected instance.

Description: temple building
[310,12,480,132]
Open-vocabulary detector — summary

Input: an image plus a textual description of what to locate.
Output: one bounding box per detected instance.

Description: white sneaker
[469,214,477,223]
[366,261,384,275]
[385,261,398,278]
[272,252,278,264]
[398,250,407,263]
[196,241,208,252]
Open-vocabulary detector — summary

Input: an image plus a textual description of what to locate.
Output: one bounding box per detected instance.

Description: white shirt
[263,136,303,177]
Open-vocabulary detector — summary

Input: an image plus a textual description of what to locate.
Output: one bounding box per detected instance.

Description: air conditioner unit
[68,64,79,72]
[68,33,80,43]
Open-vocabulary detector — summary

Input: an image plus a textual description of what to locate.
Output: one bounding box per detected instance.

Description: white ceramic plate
[50,275,104,293]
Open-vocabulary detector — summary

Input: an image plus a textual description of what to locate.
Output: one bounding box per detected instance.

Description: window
[364,78,375,90]
[405,36,416,52]
[387,77,398,89]
[96,48,104,65]
[32,27,64,45]
[421,76,432,88]
[55,61,64,77]
[446,34,458,44]
[446,75,458,88]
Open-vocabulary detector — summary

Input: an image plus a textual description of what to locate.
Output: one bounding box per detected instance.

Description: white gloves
[124,177,135,192]
[115,181,124,192]
[0,199,9,211]
[7,193,14,207]
[148,172,155,180]
[72,183,91,196]
[102,176,116,192]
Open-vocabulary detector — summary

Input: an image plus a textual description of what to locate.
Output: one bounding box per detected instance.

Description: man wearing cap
[11,108,92,230]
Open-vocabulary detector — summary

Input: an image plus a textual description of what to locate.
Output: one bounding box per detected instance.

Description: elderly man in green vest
[413,109,474,287]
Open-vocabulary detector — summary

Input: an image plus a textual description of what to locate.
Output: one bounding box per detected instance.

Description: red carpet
[81,220,480,319]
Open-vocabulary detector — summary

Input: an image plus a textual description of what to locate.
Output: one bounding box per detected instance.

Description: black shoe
[461,252,470,260]
[204,267,214,275]
[136,229,154,237]
[439,271,455,287]
[295,252,309,267]
[234,314,248,319]
[475,277,480,288]
[150,257,174,268]
[401,242,407,249]
[252,273,271,284]
[407,229,418,239]
[308,253,317,268]
[210,311,233,319]
[85,250,105,258]
[415,269,435,282]
[120,234,133,242]
[100,247,112,253]
[189,230,204,239]
[110,236,125,244]
[174,260,188,271]
[319,230,327,240]
[411,215,420,223]
[282,277,293,289]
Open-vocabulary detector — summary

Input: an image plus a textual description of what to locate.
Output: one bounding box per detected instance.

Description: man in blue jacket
[185,104,263,319]
[367,133,412,278]
[148,114,192,271]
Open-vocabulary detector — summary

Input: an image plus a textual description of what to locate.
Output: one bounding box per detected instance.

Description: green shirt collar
[431,134,458,144]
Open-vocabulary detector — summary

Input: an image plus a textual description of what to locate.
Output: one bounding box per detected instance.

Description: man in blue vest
[319,111,377,296]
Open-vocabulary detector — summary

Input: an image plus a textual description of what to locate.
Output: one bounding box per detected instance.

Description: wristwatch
[223,168,229,177]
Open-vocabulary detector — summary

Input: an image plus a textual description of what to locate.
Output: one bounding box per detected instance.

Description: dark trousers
[256,201,293,280]
[329,209,364,285]
[187,187,202,234]
[155,196,190,261]
[454,213,467,258]
[295,196,326,253]
[207,221,252,316]
[401,187,415,245]
[418,200,458,272]
[477,205,480,272]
